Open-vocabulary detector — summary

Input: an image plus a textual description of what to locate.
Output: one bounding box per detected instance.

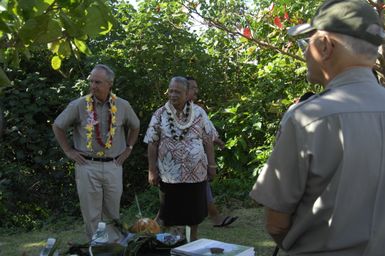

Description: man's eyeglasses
[297,37,310,53]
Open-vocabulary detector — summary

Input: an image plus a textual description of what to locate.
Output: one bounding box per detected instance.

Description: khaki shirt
[250,68,385,255]
[54,95,140,157]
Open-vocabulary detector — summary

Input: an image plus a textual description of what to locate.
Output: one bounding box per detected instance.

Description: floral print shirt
[144,102,214,183]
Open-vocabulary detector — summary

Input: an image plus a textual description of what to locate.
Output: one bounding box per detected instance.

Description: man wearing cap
[250,0,385,255]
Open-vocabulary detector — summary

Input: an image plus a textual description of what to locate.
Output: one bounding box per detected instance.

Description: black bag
[66,234,186,256]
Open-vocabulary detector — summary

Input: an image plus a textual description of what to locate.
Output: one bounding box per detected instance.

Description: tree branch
[180,1,305,62]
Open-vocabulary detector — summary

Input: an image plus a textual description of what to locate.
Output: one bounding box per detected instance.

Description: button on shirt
[250,68,385,255]
[54,95,140,157]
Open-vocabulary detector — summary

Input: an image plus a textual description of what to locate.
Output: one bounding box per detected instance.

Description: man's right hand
[65,149,87,165]
[208,166,217,180]
[214,138,225,150]
[148,169,159,186]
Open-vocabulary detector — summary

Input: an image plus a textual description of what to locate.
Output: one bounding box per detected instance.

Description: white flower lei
[165,101,195,130]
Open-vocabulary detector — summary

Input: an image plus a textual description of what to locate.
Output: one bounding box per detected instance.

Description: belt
[82,155,117,162]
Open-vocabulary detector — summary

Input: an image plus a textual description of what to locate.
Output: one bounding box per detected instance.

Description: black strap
[273,245,279,256]
[82,155,116,162]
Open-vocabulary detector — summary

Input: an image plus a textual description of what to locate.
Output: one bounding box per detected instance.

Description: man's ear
[319,35,334,61]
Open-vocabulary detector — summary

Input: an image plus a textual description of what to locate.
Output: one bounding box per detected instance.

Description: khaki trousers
[75,161,123,242]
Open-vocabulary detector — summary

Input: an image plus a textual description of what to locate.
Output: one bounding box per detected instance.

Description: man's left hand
[115,147,132,165]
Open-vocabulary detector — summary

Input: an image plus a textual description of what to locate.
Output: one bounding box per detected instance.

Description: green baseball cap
[288,0,385,46]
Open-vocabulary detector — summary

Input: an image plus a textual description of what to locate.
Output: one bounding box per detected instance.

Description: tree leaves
[84,3,113,37]
[0,67,11,88]
[18,0,47,18]
[51,55,61,70]
[0,0,116,87]
[74,38,92,55]
[17,15,63,53]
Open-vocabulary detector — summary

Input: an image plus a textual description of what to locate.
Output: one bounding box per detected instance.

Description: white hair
[93,64,115,83]
[170,76,189,90]
[319,31,379,61]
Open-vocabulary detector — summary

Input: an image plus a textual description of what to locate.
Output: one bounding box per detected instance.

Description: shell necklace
[165,101,194,140]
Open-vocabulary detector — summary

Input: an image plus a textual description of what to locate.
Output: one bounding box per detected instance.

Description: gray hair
[320,31,379,61]
[93,64,115,83]
[170,76,189,90]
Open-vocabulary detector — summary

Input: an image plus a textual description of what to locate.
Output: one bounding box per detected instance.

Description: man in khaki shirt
[250,0,385,255]
[53,64,140,242]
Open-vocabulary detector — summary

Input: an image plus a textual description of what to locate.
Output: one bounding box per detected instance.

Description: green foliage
[121,186,160,222]
[0,66,81,229]
[0,0,328,229]
[179,0,324,178]
[211,178,255,206]
[0,0,116,87]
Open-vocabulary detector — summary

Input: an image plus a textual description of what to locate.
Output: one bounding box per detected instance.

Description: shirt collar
[92,94,111,105]
[326,67,378,90]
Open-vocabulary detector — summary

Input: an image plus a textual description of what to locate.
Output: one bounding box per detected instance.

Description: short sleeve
[125,102,140,129]
[54,100,79,130]
[196,106,215,143]
[250,117,308,213]
[143,110,161,144]
[207,120,219,141]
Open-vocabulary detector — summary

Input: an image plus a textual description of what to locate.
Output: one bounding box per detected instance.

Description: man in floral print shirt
[144,76,215,241]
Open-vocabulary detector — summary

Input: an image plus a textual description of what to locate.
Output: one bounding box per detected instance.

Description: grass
[0,206,277,256]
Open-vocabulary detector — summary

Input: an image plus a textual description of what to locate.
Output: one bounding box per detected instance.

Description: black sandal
[213,216,238,227]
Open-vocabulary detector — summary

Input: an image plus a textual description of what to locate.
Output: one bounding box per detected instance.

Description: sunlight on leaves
[51,55,61,70]
[99,21,113,35]
[43,0,55,4]
[74,39,92,55]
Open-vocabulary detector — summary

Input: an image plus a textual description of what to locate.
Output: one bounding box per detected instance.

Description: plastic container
[91,222,109,245]
[39,238,59,256]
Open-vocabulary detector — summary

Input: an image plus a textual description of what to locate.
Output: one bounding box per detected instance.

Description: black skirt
[159,181,208,226]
